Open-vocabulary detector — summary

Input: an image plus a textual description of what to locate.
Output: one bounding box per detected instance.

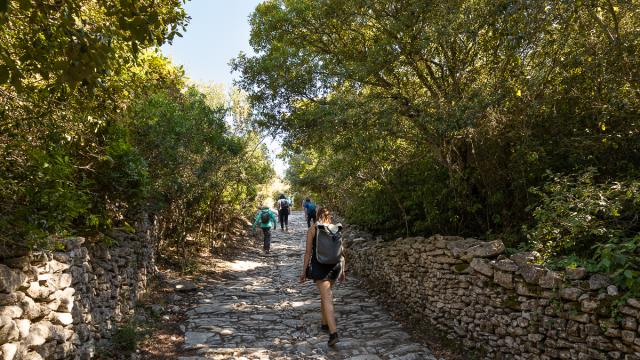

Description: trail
[178,211,436,360]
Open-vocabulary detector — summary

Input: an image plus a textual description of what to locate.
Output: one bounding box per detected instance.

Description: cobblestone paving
[178,211,437,360]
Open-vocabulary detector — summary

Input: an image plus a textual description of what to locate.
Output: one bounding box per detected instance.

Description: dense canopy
[234,0,640,294]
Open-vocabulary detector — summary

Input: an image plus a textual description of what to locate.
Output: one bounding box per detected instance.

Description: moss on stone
[453,263,470,273]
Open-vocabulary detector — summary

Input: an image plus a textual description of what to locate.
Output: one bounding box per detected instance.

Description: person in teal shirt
[253,206,277,254]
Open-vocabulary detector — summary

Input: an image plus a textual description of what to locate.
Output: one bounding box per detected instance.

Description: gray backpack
[315,223,343,264]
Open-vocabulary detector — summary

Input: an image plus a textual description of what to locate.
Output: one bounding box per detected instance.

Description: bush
[527,169,640,294]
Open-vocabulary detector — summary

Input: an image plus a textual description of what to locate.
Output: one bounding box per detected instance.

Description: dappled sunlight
[229,260,263,272]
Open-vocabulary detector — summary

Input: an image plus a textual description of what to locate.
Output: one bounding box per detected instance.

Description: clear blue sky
[161,0,286,177]
[161,0,262,85]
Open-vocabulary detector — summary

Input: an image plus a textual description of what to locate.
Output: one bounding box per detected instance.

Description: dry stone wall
[0,229,155,360]
[344,233,640,360]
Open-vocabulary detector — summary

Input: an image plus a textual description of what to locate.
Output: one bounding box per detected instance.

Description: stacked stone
[344,233,640,360]
[0,232,153,360]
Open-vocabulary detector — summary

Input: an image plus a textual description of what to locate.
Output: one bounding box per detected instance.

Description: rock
[15,319,30,339]
[510,252,541,266]
[61,237,85,251]
[607,285,619,297]
[589,274,611,290]
[461,240,505,261]
[581,298,599,313]
[47,261,70,274]
[539,270,563,289]
[0,293,24,307]
[49,325,65,343]
[494,271,514,289]
[4,257,32,271]
[21,352,43,360]
[25,282,54,300]
[565,267,587,280]
[519,264,545,284]
[568,313,590,323]
[627,298,640,309]
[0,343,18,360]
[559,287,583,301]
[618,306,639,318]
[0,265,27,293]
[56,288,75,313]
[21,297,50,320]
[174,280,197,292]
[494,259,518,272]
[51,312,73,326]
[470,258,493,277]
[446,238,483,258]
[48,274,72,289]
[0,316,19,343]
[0,306,22,319]
[25,321,52,347]
[621,330,635,344]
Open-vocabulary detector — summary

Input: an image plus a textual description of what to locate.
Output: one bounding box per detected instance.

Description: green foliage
[528,169,640,258]
[236,0,640,292]
[529,170,640,294]
[112,323,138,353]
[0,3,274,261]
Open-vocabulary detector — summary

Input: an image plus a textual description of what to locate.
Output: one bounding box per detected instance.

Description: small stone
[445,238,482,258]
[0,265,27,293]
[627,298,640,309]
[0,293,25,306]
[461,240,505,261]
[494,271,514,289]
[589,274,611,290]
[21,297,50,320]
[539,270,563,289]
[15,319,29,339]
[62,237,85,250]
[0,316,19,343]
[559,287,582,301]
[494,259,518,272]
[0,343,18,360]
[174,280,197,292]
[25,282,54,300]
[470,258,493,277]
[51,312,73,326]
[510,251,541,266]
[568,313,590,323]
[565,267,587,280]
[519,264,545,284]
[607,285,619,296]
[21,352,43,360]
[4,256,31,271]
[219,329,233,336]
[25,321,52,347]
[621,330,635,344]
[619,306,639,318]
[49,273,72,289]
[0,306,23,319]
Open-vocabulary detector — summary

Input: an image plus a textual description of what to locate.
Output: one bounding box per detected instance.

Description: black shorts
[306,257,342,282]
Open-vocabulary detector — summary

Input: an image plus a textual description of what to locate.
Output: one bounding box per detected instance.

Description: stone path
[178,211,437,360]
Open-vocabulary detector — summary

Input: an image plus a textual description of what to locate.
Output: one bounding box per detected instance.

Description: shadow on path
[177,211,438,360]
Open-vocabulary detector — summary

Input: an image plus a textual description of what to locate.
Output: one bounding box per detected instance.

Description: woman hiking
[299,207,345,347]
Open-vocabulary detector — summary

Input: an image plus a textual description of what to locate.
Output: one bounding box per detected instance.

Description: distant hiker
[303,198,317,228]
[277,194,290,232]
[299,207,345,347]
[253,206,277,254]
[302,198,309,220]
